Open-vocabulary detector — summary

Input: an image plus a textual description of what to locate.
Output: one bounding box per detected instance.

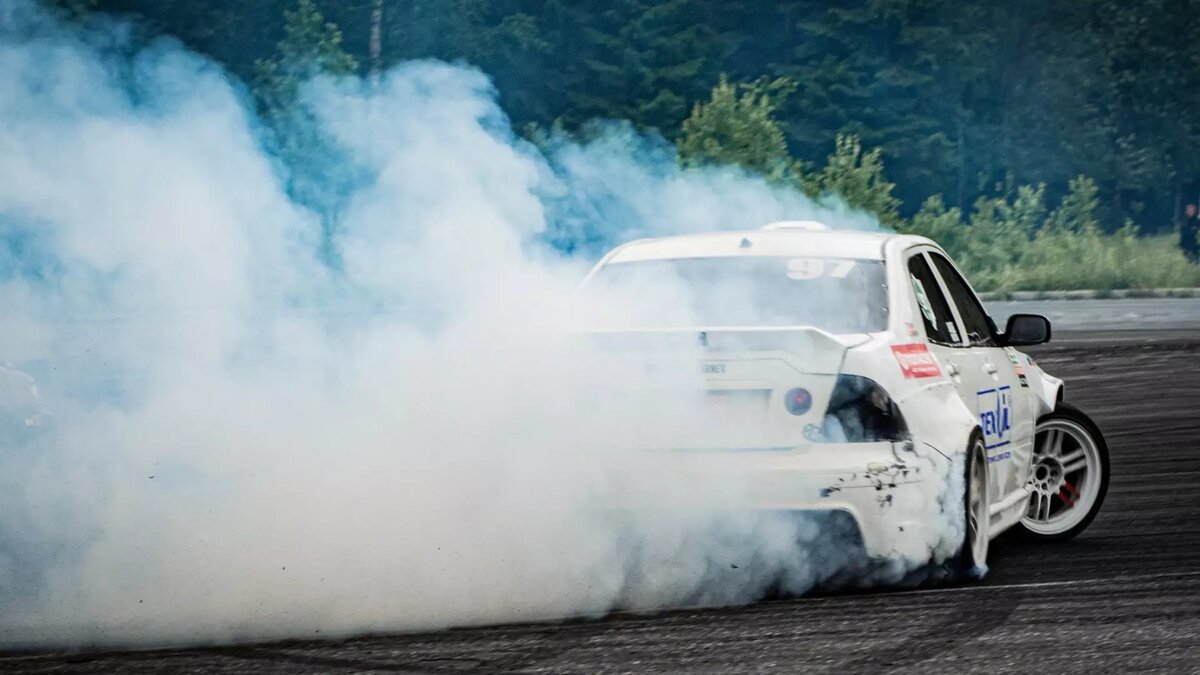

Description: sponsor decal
[978,386,1012,449]
[904,321,919,338]
[701,363,726,375]
[987,450,1012,464]
[892,344,942,379]
[910,276,937,324]
[946,321,960,343]
[1005,347,1030,387]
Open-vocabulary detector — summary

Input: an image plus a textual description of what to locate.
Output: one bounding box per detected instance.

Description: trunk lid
[580,327,865,450]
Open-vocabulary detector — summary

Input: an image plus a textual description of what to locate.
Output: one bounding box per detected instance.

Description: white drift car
[580,222,1109,574]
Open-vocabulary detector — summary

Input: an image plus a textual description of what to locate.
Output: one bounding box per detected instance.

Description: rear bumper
[688,441,943,561]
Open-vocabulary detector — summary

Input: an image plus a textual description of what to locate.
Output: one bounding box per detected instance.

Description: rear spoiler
[575,326,867,375]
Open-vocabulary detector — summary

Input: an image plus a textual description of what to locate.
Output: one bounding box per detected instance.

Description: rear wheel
[1015,402,1109,542]
[952,434,989,577]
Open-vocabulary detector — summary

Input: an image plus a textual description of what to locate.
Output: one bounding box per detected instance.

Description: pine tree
[764,0,961,213]
[562,0,729,134]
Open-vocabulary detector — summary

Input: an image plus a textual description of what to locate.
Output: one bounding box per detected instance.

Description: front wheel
[1014,402,1109,542]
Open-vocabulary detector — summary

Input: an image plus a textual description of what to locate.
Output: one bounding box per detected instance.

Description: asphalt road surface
[988,296,1200,332]
[4,327,1200,673]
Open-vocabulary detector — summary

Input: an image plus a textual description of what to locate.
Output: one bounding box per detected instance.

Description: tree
[80,1,295,84]
[561,0,731,134]
[903,195,966,258]
[253,0,357,111]
[250,0,360,266]
[804,135,902,227]
[326,0,559,125]
[1045,176,1101,234]
[1095,0,1200,227]
[44,0,98,19]
[767,0,958,213]
[677,75,796,181]
[55,0,1200,235]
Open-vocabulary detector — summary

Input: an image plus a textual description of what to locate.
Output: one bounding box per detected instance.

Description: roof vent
[761,220,831,231]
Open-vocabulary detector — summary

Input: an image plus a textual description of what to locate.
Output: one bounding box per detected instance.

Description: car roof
[604,228,910,264]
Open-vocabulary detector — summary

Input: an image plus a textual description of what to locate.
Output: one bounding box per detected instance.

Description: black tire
[951,431,989,578]
[1013,402,1109,542]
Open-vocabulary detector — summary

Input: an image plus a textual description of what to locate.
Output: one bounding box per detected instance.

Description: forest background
[47,0,1200,291]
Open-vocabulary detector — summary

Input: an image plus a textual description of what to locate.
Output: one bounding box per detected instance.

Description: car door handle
[946,362,960,377]
[983,362,998,374]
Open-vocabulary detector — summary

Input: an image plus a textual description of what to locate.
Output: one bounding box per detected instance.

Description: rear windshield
[584,256,888,333]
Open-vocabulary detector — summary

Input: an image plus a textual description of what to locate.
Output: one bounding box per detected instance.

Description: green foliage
[677,76,796,181]
[902,196,966,257]
[75,1,1200,230]
[44,0,97,19]
[66,0,1200,290]
[947,183,1048,289]
[248,0,361,265]
[277,0,356,73]
[1014,231,1200,292]
[952,194,1030,290]
[902,181,1200,292]
[253,0,358,112]
[804,134,902,228]
[1044,176,1100,234]
[674,86,1198,294]
[1007,184,1050,236]
[562,0,732,133]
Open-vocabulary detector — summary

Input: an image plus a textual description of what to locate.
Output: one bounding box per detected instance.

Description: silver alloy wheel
[1022,418,1103,535]
[967,438,989,569]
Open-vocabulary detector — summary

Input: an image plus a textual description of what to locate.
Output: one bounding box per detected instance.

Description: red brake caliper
[1058,480,1080,507]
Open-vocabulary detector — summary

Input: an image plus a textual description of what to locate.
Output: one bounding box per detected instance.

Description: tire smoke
[0,2,964,649]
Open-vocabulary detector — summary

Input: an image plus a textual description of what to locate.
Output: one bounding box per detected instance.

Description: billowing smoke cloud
[0,2,963,650]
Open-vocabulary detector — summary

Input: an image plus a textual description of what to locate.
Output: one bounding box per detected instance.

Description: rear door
[927,251,1033,501]
[903,249,982,396]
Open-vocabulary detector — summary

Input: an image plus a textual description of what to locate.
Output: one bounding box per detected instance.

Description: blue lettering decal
[977,386,1013,450]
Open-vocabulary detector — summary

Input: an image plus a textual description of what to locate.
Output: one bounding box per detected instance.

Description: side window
[930,253,995,347]
[906,254,961,346]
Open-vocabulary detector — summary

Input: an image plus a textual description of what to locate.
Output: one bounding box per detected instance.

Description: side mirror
[1004,313,1052,346]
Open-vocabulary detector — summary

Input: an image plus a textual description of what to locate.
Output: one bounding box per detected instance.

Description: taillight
[784,388,813,415]
[820,375,908,442]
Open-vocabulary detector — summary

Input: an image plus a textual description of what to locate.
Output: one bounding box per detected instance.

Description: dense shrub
[683,77,1200,292]
[906,177,1200,292]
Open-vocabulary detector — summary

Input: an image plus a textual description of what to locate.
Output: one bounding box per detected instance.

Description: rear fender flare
[894,380,978,465]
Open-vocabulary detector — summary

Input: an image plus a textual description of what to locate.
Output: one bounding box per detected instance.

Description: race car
[578,221,1109,575]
